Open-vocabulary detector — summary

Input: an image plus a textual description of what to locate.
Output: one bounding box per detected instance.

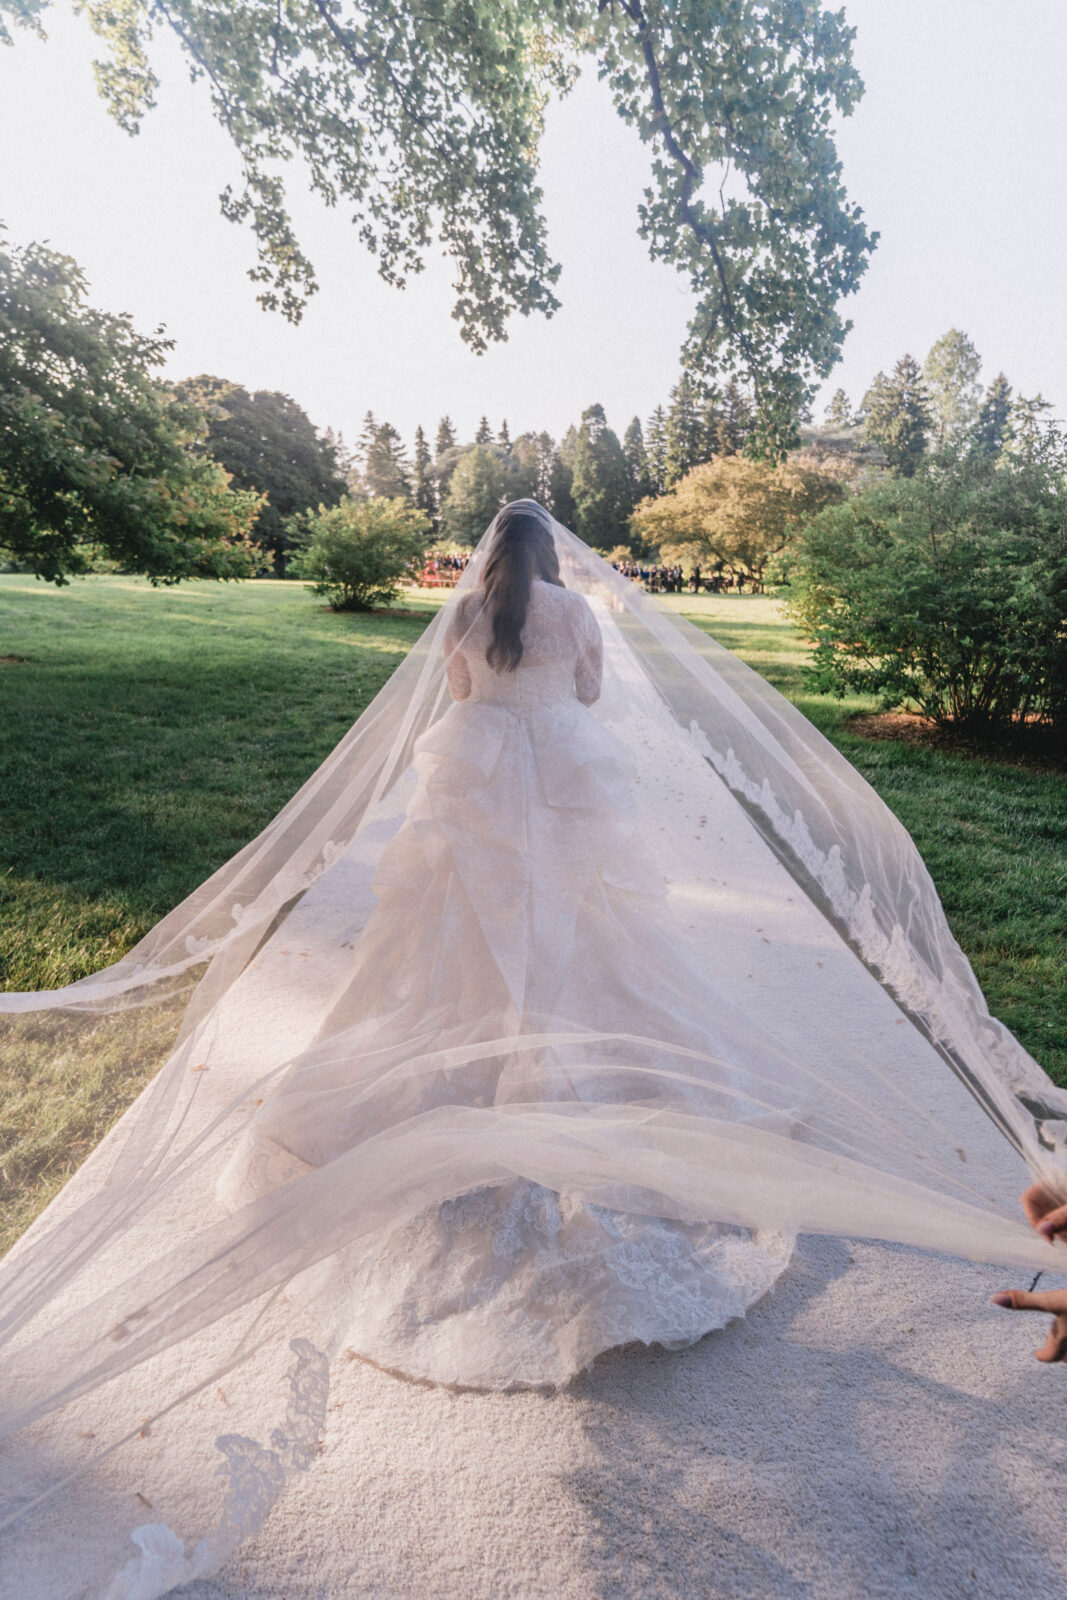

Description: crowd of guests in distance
[612,560,756,595]
[417,551,472,587]
[415,550,757,598]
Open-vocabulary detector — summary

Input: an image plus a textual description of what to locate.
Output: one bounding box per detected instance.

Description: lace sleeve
[574,597,603,706]
[444,601,473,702]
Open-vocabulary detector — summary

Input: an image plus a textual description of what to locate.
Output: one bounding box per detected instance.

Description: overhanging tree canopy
[3,0,875,449]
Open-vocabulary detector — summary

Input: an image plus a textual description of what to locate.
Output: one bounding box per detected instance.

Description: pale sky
[3,1,1066,450]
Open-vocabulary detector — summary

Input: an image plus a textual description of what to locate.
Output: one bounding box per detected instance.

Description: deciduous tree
[632,453,842,587]
[175,375,345,574]
[789,463,1067,733]
[0,235,257,584]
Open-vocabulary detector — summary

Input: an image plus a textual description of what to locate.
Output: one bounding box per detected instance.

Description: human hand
[992,1287,1067,1363]
[1020,1181,1067,1241]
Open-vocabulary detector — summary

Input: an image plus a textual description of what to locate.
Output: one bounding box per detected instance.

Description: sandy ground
[177,1230,1067,1600]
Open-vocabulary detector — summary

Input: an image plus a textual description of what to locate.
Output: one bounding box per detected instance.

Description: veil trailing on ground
[1,505,1064,1598]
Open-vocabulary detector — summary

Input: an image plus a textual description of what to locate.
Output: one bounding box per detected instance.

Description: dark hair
[482,501,562,672]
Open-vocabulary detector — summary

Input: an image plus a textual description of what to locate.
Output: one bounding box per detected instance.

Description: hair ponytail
[482,502,562,672]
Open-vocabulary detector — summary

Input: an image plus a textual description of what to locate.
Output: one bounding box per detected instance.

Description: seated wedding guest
[993,1181,1067,1363]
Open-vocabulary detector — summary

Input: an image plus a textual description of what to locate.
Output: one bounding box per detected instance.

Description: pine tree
[644,406,668,497]
[474,415,494,446]
[570,403,633,550]
[971,373,1013,459]
[923,328,982,449]
[697,393,721,463]
[441,445,509,542]
[412,424,437,526]
[715,380,754,456]
[862,356,932,477]
[664,373,703,486]
[434,416,457,458]
[623,416,652,502]
[550,428,578,527]
[1008,392,1055,464]
[352,408,378,492]
[323,426,354,483]
[510,431,555,504]
[363,421,411,499]
[822,388,855,429]
[498,418,512,454]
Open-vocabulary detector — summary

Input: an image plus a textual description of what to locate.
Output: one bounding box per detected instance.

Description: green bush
[789,463,1067,734]
[291,496,430,611]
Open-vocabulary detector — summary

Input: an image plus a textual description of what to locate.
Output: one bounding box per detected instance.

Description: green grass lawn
[1,576,1064,1245]
[0,576,443,989]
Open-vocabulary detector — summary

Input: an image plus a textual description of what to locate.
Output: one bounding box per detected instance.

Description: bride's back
[447,579,602,708]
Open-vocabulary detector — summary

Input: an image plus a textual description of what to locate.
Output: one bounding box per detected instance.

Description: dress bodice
[444,580,602,710]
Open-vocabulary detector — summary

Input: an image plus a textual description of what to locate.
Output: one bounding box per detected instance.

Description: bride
[0,500,1064,1598]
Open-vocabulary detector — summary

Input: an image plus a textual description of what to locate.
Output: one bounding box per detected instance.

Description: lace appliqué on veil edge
[686,723,1026,1102]
[103,1338,329,1600]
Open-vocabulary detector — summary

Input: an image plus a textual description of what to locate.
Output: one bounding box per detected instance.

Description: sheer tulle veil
[1,502,1064,1597]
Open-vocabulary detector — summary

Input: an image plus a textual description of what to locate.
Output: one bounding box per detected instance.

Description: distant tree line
[315,375,758,561]
[820,328,1053,479]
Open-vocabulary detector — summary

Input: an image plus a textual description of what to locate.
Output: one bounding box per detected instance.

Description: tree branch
[613,0,745,354]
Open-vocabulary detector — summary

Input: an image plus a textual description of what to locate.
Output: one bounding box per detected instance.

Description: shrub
[292,497,430,611]
[789,463,1067,734]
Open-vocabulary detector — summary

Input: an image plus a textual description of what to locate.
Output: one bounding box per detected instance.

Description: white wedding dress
[1,509,1064,1598]
[217,577,793,1387]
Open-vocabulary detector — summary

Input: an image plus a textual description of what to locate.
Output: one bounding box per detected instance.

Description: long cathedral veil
[0,506,1064,1598]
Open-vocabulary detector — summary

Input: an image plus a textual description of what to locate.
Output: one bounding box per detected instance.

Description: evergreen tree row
[820,329,1055,478]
